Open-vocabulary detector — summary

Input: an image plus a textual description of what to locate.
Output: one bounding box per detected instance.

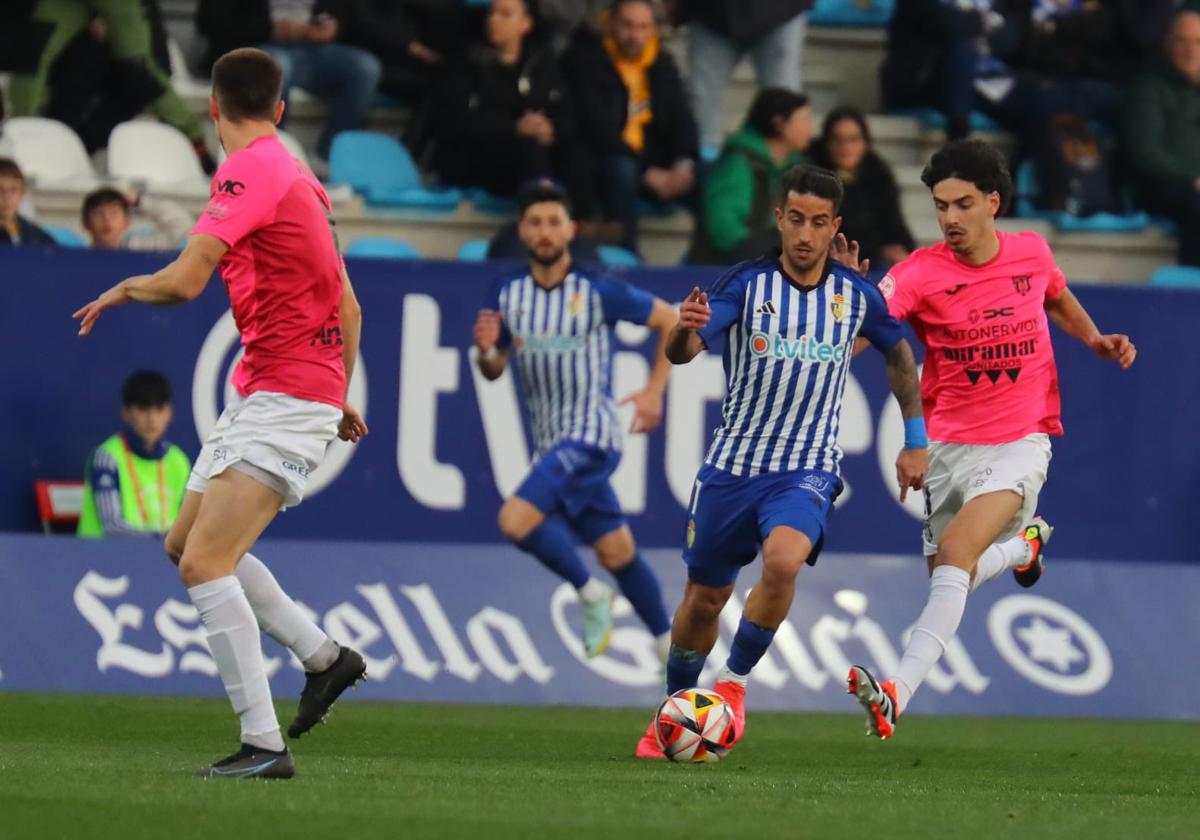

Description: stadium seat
[809,0,894,27]
[1,117,99,187]
[893,108,1000,133]
[329,132,462,210]
[598,245,641,267]
[458,240,490,261]
[1014,161,1149,233]
[1149,266,1200,288]
[166,37,211,97]
[469,189,517,215]
[107,121,207,193]
[345,237,421,259]
[45,226,87,247]
[33,479,84,534]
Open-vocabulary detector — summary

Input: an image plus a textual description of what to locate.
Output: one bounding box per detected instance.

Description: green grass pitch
[1,692,1196,839]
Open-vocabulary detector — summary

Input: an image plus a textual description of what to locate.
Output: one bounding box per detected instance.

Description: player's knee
[934,537,974,572]
[683,586,727,624]
[761,539,809,584]
[176,552,206,588]
[497,503,530,544]
[594,530,635,570]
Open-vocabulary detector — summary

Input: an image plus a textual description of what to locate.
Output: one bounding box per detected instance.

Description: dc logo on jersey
[749,331,847,364]
[830,294,848,322]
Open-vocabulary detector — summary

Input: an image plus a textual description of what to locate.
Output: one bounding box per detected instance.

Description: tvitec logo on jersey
[749,331,848,364]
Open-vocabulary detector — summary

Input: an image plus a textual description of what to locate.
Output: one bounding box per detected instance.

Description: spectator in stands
[563,0,699,250]
[1122,9,1200,266]
[682,0,811,152]
[0,158,57,248]
[687,88,811,265]
[335,0,463,103]
[197,0,382,162]
[81,188,193,251]
[427,0,586,206]
[9,0,214,172]
[1102,0,1179,84]
[77,370,191,538]
[809,107,915,272]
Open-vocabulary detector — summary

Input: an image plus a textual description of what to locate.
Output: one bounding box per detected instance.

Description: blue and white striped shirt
[487,268,655,456]
[698,256,904,478]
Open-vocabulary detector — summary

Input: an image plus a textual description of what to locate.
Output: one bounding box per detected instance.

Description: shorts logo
[829,294,848,322]
[281,461,310,477]
[212,447,228,462]
[800,474,830,494]
[748,331,847,364]
[686,518,696,548]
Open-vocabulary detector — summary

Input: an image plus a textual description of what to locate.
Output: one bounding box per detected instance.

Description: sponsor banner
[1,535,1197,719]
[0,249,1195,563]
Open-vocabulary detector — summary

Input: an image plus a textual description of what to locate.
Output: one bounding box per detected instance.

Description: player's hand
[895,447,927,503]
[475,309,502,352]
[679,287,710,331]
[619,388,664,434]
[832,233,870,278]
[72,281,132,336]
[338,403,368,442]
[1089,333,1136,369]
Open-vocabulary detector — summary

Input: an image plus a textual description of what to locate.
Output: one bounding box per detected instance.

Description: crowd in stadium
[2,0,1200,268]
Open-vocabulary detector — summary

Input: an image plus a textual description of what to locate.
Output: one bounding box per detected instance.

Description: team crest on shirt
[830,294,848,322]
[1012,274,1033,295]
[687,518,696,548]
[878,274,896,299]
[568,291,584,317]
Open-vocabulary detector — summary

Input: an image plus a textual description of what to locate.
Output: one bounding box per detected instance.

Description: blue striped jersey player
[636,166,929,759]
[474,182,679,663]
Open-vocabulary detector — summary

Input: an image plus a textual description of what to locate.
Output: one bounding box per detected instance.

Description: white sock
[188,576,284,752]
[717,665,748,688]
[577,577,608,603]
[236,553,338,672]
[970,536,1030,592]
[655,632,671,665]
[893,565,970,714]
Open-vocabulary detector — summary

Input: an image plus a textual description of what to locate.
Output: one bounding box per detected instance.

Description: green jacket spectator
[688,89,812,265]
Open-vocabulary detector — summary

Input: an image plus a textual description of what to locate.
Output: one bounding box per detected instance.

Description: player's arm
[474,309,508,381]
[73,234,226,335]
[664,287,710,364]
[619,298,678,433]
[882,338,928,502]
[1044,287,1136,369]
[337,267,369,442]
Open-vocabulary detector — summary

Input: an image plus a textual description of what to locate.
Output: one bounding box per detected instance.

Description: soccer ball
[654,688,738,763]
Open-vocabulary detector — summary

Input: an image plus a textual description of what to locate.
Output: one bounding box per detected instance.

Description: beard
[529,244,567,267]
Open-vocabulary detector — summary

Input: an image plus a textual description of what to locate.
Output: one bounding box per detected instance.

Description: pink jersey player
[845,140,1136,741]
[74,48,369,779]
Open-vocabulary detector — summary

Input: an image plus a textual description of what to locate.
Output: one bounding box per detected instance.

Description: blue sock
[725,618,777,677]
[666,644,705,695]
[517,521,590,589]
[611,554,671,636]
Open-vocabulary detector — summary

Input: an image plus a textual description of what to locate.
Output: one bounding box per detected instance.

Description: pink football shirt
[880,230,1067,444]
[192,134,345,408]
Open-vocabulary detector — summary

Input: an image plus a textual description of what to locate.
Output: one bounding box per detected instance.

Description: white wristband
[480,346,499,361]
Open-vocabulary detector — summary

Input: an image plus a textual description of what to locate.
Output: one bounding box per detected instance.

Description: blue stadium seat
[893,108,1000,133]
[329,132,461,211]
[468,190,517,215]
[1014,161,1148,232]
[45,225,86,247]
[598,245,640,267]
[345,237,421,259]
[458,239,490,261]
[809,0,894,27]
[1149,266,1200,288]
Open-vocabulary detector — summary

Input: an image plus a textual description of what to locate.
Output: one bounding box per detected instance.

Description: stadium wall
[0,249,1194,563]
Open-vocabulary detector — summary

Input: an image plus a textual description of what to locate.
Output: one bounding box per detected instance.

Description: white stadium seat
[107,120,207,194]
[1,117,99,187]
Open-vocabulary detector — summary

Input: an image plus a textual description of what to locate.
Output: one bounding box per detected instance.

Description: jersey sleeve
[697,267,747,353]
[596,277,655,325]
[191,152,278,248]
[858,278,906,352]
[484,278,513,349]
[878,255,923,321]
[87,448,142,537]
[1042,238,1068,301]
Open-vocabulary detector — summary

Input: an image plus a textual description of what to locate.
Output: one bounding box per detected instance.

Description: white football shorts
[186,390,341,509]
[922,432,1052,556]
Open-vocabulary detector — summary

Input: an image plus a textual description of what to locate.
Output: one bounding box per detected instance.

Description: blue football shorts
[514,441,626,544]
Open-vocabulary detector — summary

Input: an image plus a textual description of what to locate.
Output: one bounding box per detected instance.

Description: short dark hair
[610,0,654,16]
[518,181,572,217]
[212,47,283,122]
[821,105,872,148]
[780,164,844,213]
[921,139,1012,216]
[122,371,172,408]
[746,88,810,140]
[0,157,25,182]
[82,188,130,223]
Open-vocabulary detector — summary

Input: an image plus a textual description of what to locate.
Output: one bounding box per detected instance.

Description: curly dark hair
[921,139,1013,217]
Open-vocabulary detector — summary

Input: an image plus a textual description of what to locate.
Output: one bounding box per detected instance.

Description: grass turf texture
[0,693,1196,839]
